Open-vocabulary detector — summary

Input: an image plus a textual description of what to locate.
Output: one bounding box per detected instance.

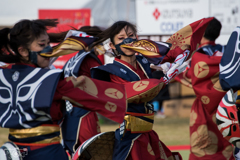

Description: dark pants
[18,143,68,160]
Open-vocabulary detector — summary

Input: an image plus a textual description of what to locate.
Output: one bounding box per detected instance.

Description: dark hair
[79,26,103,37]
[93,21,137,46]
[204,18,222,41]
[48,26,104,43]
[0,19,58,63]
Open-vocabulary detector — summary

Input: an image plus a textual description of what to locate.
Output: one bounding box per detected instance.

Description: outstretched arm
[54,76,127,123]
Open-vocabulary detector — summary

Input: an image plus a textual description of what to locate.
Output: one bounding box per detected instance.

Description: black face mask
[114,38,137,56]
[28,45,52,66]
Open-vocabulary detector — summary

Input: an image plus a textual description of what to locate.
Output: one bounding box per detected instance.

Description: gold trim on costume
[236,90,240,104]
[29,136,61,144]
[121,39,161,57]
[40,38,85,57]
[9,125,60,139]
[127,83,164,104]
[124,114,154,133]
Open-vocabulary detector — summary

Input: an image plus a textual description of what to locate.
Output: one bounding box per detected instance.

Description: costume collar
[114,57,138,73]
[114,57,141,80]
[198,41,216,48]
[114,56,150,79]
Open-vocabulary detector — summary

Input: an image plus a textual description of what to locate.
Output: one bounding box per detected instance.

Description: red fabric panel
[128,131,177,160]
[78,55,101,77]
[188,52,234,159]
[54,77,127,123]
[78,112,100,144]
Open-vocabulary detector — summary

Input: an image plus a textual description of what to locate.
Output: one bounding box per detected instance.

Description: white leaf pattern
[64,51,89,78]
[0,68,62,128]
[220,27,240,79]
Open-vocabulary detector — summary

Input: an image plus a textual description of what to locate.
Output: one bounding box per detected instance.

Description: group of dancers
[0,16,239,160]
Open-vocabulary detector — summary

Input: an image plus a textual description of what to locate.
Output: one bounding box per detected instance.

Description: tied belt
[124,112,154,133]
[9,124,60,147]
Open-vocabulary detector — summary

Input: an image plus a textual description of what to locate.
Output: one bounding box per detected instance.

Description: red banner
[39,9,91,33]
[39,9,91,69]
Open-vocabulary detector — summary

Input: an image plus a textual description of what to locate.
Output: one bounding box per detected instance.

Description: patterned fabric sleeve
[54,76,127,123]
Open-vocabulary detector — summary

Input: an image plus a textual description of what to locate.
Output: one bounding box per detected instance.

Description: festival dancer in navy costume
[0,19,128,160]
[61,26,103,155]
[91,21,188,160]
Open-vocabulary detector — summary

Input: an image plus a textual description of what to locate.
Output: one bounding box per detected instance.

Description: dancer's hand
[163,59,190,84]
[151,49,190,73]
[174,49,190,66]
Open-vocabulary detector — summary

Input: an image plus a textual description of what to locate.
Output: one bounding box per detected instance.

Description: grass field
[0,117,190,159]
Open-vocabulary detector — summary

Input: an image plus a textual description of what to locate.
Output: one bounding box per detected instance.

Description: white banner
[136,0,240,36]
[210,0,240,34]
[136,0,209,35]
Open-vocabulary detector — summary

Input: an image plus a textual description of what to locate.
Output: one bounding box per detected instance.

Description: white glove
[160,62,172,74]
[150,50,190,74]
[174,50,190,65]
[64,30,93,39]
[163,59,190,84]
[150,62,172,74]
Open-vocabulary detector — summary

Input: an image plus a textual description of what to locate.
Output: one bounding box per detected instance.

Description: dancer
[216,26,240,159]
[0,19,130,160]
[187,48,234,160]
[173,18,234,159]
[198,18,225,56]
[90,21,192,160]
[61,26,104,155]
[71,17,213,160]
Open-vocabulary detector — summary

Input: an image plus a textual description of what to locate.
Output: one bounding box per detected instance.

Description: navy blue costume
[91,55,174,160]
[0,64,68,160]
[62,50,102,155]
